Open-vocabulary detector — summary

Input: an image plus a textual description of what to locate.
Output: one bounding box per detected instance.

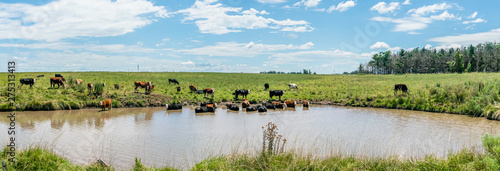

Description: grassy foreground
[1,134,500,170]
[1,72,500,120]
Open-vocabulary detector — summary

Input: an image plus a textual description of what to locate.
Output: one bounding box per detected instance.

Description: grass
[2,72,500,120]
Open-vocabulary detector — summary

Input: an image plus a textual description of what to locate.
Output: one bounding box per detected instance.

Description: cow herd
[17,73,410,112]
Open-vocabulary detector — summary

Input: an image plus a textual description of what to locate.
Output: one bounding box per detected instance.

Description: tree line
[354,42,500,74]
[260,69,317,74]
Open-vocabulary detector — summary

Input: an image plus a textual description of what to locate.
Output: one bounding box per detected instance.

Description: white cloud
[0,42,165,54]
[429,29,500,46]
[433,44,462,50]
[327,1,356,12]
[281,26,314,32]
[293,0,322,8]
[0,0,168,41]
[402,0,411,5]
[176,0,313,34]
[408,3,453,17]
[177,41,314,57]
[370,2,400,14]
[468,11,477,19]
[136,41,144,46]
[370,42,391,49]
[424,44,432,49]
[463,18,486,24]
[181,60,195,65]
[430,11,459,21]
[257,0,286,3]
[371,16,432,32]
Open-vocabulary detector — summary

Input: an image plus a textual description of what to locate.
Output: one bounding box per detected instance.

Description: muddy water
[1,106,499,170]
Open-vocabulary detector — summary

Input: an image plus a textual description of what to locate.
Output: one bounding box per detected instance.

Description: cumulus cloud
[430,11,460,21]
[408,3,453,17]
[293,0,322,8]
[176,0,313,34]
[370,42,391,49]
[429,28,500,46]
[0,0,168,41]
[402,0,411,5]
[370,2,400,14]
[327,0,356,12]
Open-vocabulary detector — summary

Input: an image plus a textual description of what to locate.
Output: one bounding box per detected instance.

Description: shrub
[112,100,121,108]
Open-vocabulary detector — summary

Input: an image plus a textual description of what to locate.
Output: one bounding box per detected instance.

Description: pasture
[2,72,500,119]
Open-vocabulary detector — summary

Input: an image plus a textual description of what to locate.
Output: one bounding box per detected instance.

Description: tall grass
[2,72,500,120]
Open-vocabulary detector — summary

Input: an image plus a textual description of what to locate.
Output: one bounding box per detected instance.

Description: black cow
[37,75,44,78]
[269,90,285,100]
[177,86,181,92]
[264,83,269,90]
[246,106,257,112]
[20,78,36,88]
[168,79,179,85]
[394,84,409,95]
[262,102,276,110]
[166,103,183,110]
[195,90,205,94]
[195,106,216,113]
[55,74,63,78]
[226,104,239,111]
[257,105,267,112]
[114,84,119,90]
[233,89,250,99]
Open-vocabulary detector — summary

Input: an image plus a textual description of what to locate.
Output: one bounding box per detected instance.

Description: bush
[93,82,105,96]
[112,100,121,108]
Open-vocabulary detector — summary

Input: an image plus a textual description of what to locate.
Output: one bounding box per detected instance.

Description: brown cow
[189,84,197,92]
[271,101,286,109]
[204,88,215,98]
[284,100,296,108]
[76,79,83,85]
[145,84,155,94]
[87,83,94,94]
[302,100,309,107]
[134,81,152,93]
[50,77,65,89]
[242,99,251,108]
[99,99,112,111]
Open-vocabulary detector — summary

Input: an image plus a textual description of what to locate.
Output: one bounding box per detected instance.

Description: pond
[1,105,498,170]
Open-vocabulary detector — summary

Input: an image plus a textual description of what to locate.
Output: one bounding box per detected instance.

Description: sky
[0,0,499,74]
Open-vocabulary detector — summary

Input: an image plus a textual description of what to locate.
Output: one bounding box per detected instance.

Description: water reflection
[0,106,498,170]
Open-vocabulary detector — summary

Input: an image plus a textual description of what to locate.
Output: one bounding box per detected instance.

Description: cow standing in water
[394,84,409,95]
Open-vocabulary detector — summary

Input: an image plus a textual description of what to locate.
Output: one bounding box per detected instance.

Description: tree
[455,51,464,73]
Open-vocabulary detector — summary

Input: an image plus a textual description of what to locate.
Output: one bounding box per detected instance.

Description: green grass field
[1,72,500,120]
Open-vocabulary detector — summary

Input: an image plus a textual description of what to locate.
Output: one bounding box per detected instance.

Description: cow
[269,90,285,100]
[242,99,251,108]
[37,75,44,78]
[284,100,296,108]
[168,79,179,85]
[262,102,276,110]
[394,84,409,95]
[302,100,309,108]
[50,77,65,89]
[225,103,239,111]
[271,101,286,109]
[76,79,83,85]
[134,81,152,93]
[204,88,215,98]
[99,99,112,111]
[201,102,217,108]
[55,74,63,78]
[189,84,198,92]
[289,83,298,90]
[145,84,155,94]
[257,105,267,112]
[233,89,250,99]
[166,103,183,110]
[195,90,205,94]
[195,106,216,113]
[20,78,36,88]
[87,83,94,94]
[246,106,257,112]
[264,83,269,90]
[176,86,181,93]
[114,84,119,90]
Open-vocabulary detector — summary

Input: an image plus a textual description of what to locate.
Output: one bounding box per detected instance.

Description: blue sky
[0,0,499,74]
